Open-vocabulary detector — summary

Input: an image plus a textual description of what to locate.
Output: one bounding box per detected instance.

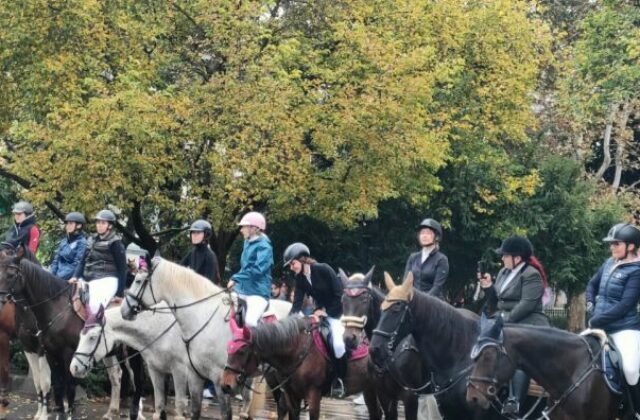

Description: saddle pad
[312,327,368,361]
[602,348,623,395]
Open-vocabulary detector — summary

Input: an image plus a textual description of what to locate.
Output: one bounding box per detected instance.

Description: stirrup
[330,378,345,398]
[501,397,519,415]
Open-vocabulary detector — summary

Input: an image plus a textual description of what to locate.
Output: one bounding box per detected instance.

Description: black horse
[340,268,423,420]
[467,315,629,420]
[0,248,144,419]
[370,272,517,420]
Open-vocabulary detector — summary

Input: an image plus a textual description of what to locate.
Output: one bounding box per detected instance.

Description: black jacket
[404,249,449,299]
[290,263,343,318]
[180,243,220,284]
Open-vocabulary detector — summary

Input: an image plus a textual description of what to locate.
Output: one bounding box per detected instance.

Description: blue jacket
[50,233,87,280]
[232,235,273,299]
[586,257,640,333]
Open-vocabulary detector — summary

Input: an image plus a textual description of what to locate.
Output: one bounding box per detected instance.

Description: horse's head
[222,317,258,394]
[340,266,375,349]
[370,271,414,370]
[466,315,513,409]
[121,258,157,320]
[0,245,26,310]
[70,306,110,378]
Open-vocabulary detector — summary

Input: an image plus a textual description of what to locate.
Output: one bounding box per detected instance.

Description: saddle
[312,317,368,362]
[233,297,275,328]
[581,328,623,395]
[71,282,122,323]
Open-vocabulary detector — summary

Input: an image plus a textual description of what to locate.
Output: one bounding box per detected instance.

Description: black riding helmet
[416,218,443,241]
[495,235,533,260]
[603,223,640,246]
[94,209,116,223]
[65,212,86,225]
[283,242,310,267]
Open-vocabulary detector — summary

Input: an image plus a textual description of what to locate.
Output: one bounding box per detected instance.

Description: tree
[0,0,551,273]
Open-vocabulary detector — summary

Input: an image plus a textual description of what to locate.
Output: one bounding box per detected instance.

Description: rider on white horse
[227,212,272,328]
[284,242,348,397]
[69,209,127,320]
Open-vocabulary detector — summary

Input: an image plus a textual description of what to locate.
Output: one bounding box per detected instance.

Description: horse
[0,249,135,419]
[339,268,422,420]
[120,257,292,420]
[370,272,511,420]
[466,315,626,420]
[222,314,382,420]
[71,304,198,420]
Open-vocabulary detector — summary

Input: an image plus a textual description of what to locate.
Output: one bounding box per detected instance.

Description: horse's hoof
[240,412,251,420]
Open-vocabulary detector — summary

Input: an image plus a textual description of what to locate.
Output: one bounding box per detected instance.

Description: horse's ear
[96,305,105,323]
[338,268,349,287]
[363,265,375,285]
[15,245,25,261]
[401,273,414,299]
[479,312,489,331]
[489,314,504,340]
[383,272,396,291]
[242,326,251,340]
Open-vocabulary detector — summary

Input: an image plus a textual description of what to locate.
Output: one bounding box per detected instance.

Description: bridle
[123,264,159,315]
[467,336,513,401]
[72,320,110,372]
[371,299,413,365]
[341,285,371,329]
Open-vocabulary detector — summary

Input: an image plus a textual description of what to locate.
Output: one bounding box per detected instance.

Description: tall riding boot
[628,382,640,418]
[330,355,348,398]
[502,369,529,415]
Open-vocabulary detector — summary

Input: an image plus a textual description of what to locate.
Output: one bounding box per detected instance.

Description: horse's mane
[506,323,586,346]
[370,285,385,303]
[19,258,69,296]
[155,258,223,298]
[410,289,480,350]
[251,316,309,355]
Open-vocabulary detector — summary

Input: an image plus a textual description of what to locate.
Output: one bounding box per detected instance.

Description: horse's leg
[213,379,232,420]
[65,366,78,418]
[188,376,204,420]
[147,368,165,420]
[171,369,188,420]
[283,392,301,420]
[265,373,288,420]
[362,385,382,420]
[24,352,42,420]
[240,377,257,419]
[0,332,10,420]
[103,356,122,420]
[403,393,419,420]
[37,354,51,420]
[305,388,322,420]
[48,356,65,414]
[127,353,145,420]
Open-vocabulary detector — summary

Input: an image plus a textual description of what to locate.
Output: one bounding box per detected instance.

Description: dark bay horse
[222,316,382,420]
[340,268,422,420]
[0,251,140,419]
[370,272,510,420]
[466,315,627,420]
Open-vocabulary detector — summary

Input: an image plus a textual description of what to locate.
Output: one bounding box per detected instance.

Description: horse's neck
[21,269,70,322]
[365,296,382,339]
[505,327,587,397]
[107,310,159,351]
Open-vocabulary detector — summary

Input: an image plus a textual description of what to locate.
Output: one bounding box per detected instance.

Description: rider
[586,223,640,416]
[404,218,449,300]
[479,235,550,415]
[70,209,127,320]
[180,219,220,284]
[50,212,88,280]
[227,212,272,327]
[284,242,347,397]
[4,200,41,253]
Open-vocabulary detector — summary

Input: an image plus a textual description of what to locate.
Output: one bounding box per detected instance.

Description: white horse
[70,304,199,420]
[120,258,291,420]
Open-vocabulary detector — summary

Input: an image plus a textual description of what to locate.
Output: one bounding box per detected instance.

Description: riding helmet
[94,209,116,223]
[416,218,443,241]
[65,212,86,225]
[495,235,533,260]
[189,220,212,239]
[12,201,33,215]
[283,242,310,267]
[603,223,640,246]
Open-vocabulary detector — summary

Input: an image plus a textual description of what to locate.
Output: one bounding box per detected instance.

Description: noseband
[467,338,511,399]
[372,300,412,356]
[72,321,110,372]
[341,286,371,329]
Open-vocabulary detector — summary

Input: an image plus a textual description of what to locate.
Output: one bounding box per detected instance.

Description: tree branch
[595,105,617,180]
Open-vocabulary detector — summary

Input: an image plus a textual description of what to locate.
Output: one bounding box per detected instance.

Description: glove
[586,301,594,316]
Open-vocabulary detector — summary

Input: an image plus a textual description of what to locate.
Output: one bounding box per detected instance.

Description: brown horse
[340,268,423,420]
[466,315,628,420]
[222,316,382,420]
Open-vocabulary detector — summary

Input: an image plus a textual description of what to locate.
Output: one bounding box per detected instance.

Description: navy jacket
[50,233,87,280]
[586,258,640,333]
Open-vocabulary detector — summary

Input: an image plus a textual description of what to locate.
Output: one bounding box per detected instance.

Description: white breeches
[327,316,346,358]
[87,276,118,314]
[238,294,269,328]
[611,329,640,385]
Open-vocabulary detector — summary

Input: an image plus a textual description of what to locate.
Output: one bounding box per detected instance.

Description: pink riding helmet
[238,212,266,231]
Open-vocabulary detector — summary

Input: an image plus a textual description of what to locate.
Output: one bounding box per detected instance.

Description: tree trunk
[595,106,616,180]
[567,292,586,333]
[612,102,632,192]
